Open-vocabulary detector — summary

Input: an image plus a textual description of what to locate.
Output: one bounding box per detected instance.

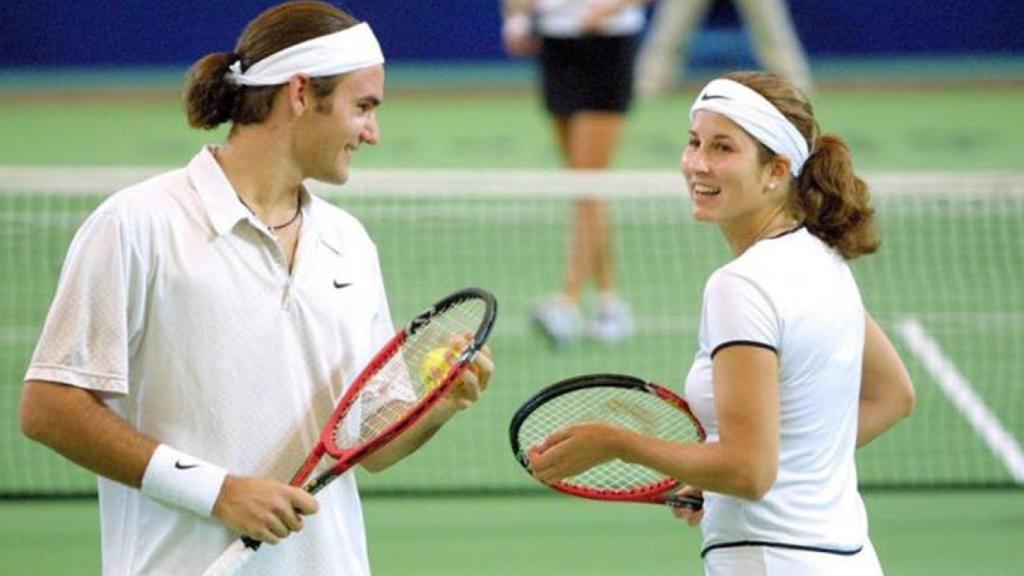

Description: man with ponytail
[19,3,493,575]
[527,71,915,575]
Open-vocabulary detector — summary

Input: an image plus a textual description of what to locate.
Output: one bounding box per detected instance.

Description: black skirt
[539,34,640,117]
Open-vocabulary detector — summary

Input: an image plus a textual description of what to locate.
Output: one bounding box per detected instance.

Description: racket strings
[518,387,701,490]
[332,297,488,450]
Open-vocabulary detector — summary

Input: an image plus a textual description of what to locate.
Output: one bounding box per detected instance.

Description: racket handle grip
[664,494,704,511]
[201,537,260,576]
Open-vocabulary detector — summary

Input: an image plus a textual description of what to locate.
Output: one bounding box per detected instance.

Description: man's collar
[187,147,250,237]
[187,147,319,242]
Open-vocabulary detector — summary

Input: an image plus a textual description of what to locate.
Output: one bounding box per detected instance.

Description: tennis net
[2,168,1022,497]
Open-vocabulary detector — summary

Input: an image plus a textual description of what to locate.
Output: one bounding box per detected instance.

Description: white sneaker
[585,294,635,343]
[531,296,581,348]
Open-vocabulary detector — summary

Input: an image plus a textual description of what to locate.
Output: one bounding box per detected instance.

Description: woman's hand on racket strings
[211,475,319,545]
[527,423,629,483]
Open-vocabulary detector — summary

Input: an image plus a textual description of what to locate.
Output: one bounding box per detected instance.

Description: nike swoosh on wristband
[700,93,728,101]
[333,280,352,289]
[174,461,200,470]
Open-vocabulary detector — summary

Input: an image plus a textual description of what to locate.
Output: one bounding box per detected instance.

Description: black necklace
[238,195,302,231]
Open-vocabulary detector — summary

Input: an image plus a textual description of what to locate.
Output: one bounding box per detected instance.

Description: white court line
[897,317,1024,482]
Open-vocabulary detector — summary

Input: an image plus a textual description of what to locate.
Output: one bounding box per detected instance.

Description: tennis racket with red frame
[509,373,705,509]
[203,287,497,576]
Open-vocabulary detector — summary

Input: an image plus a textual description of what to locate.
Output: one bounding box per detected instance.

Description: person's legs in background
[635,0,812,98]
[635,0,713,99]
[532,111,635,346]
[735,0,813,95]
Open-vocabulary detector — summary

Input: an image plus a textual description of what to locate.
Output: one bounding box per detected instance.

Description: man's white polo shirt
[27,147,394,575]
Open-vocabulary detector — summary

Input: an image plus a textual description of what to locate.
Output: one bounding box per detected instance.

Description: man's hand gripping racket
[509,373,705,510]
[203,288,497,576]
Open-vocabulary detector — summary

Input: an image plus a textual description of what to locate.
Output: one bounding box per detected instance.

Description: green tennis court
[2,492,1022,575]
[2,65,1022,574]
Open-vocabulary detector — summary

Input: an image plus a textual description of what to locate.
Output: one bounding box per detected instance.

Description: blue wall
[2,0,1022,67]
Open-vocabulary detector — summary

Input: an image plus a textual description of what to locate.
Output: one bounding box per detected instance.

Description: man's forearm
[20,380,157,487]
[359,399,458,472]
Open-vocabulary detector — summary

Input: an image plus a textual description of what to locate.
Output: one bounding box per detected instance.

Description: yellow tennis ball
[420,347,454,391]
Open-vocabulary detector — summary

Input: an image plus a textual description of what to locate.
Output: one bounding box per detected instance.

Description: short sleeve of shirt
[366,244,396,355]
[703,268,779,358]
[25,205,145,394]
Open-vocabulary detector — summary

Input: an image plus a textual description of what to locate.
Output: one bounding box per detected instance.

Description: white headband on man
[689,78,809,176]
[227,22,384,86]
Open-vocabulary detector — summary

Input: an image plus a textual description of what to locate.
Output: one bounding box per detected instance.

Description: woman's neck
[722,207,799,257]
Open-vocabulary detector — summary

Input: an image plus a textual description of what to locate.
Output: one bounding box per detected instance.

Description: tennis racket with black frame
[202,287,497,576]
[509,373,705,509]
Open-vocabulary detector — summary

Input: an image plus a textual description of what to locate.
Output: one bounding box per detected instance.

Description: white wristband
[503,13,532,41]
[141,444,228,517]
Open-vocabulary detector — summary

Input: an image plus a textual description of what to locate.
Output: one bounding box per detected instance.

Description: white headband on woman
[689,78,809,176]
[227,22,384,86]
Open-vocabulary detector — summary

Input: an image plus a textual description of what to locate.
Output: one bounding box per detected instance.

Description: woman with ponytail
[528,71,915,574]
[20,3,493,575]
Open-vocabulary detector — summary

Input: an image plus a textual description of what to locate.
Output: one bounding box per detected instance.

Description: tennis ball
[420,347,455,391]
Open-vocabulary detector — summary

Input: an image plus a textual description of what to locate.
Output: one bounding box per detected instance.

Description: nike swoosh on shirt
[333,281,352,289]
